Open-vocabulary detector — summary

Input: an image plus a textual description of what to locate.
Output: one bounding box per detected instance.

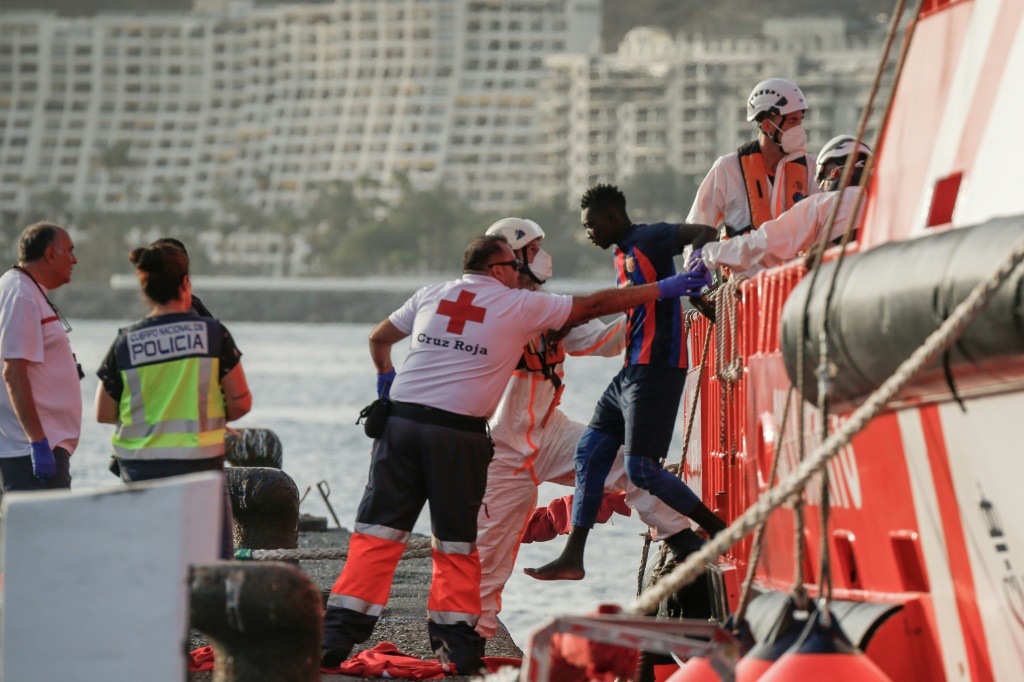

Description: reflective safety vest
[111,314,227,461]
[735,140,810,235]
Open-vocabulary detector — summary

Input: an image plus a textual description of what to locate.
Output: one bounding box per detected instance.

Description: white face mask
[777,123,807,154]
[528,248,553,283]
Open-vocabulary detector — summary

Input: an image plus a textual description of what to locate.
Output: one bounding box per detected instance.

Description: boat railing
[684,261,807,589]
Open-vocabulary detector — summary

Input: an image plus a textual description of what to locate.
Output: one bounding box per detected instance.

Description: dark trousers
[117,456,234,559]
[0,447,72,502]
[574,365,693,526]
[324,413,493,674]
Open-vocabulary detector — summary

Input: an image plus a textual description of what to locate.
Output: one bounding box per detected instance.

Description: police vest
[735,141,809,235]
[111,314,227,461]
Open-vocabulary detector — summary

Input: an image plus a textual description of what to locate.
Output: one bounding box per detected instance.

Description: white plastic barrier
[0,471,222,682]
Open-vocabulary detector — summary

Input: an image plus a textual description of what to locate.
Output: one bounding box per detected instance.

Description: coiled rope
[630,232,1024,614]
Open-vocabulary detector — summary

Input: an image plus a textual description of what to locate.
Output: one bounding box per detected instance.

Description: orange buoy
[665,627,740,682]
[665,654,726,681]
[736,597,813,682]
[758,609,893,682]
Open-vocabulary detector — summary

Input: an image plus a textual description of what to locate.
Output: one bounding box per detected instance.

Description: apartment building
[538,18,888,207]
[0,0,600,219]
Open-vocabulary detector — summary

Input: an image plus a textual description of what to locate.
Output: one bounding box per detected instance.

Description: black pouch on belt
[357,398,391,438]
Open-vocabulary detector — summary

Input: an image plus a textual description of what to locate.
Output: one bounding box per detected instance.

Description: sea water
[69,319,686,646]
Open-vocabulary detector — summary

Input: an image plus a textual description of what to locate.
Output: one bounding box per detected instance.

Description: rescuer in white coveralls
[686,78,819,237]
[688,135,873,278]
[475,218,702,639]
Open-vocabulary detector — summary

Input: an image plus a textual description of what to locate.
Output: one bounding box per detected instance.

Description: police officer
[95,243,252,558]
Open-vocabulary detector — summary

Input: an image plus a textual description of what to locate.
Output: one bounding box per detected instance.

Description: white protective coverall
[700,186,865,278]
[686,150,820,232]
[475,316,690,638]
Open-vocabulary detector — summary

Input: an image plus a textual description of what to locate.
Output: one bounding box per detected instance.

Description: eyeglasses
[487,259,523,272]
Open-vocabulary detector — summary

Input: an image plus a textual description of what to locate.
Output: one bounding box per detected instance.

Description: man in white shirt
[687,78,819,237]
[321,234,706,675]
[690,135,873,278]
[0,222,81,496]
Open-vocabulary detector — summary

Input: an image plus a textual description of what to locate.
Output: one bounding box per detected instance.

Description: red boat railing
[685,262,807,593]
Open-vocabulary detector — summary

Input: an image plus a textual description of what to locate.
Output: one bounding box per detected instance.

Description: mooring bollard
[226,467,299,551]
[191,562,322,682]
[224,428,283,469]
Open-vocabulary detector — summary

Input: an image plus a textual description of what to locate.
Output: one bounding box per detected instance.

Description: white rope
[630,233,1024,614]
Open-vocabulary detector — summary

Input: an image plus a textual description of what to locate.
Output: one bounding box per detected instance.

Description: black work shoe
[320,645,352,668]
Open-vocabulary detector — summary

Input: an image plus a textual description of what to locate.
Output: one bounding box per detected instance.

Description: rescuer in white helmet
[688,134,872,277]
[475,217,708,639]
[686,78,820,238]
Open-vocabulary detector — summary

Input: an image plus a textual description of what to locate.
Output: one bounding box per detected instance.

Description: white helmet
[815,135,873,182]
[746,78,807,122]
[485,217,545,250]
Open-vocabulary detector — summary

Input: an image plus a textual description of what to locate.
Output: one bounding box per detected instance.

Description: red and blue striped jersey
[613,222,686,368]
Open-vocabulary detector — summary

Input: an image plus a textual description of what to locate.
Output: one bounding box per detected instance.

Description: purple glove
[686,246,704,273]
[656,271,708,299]
[376,370,396,399]
[30,438,57,482]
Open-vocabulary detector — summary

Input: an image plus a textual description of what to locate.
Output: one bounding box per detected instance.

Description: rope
[714,279,745,384]
[636,532,653,598]
[237,537,434,562]
[808,0,920,623]
[630,233,1024,614]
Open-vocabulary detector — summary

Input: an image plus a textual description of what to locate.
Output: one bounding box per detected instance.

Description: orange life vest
[735,140,810,235]
[517,332,566,385]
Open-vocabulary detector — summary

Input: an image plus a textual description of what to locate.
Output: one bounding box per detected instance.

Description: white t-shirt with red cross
[388,274,573,419]
[0,269,82,457]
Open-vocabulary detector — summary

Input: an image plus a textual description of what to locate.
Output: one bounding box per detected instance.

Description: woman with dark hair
[94,243,251,558]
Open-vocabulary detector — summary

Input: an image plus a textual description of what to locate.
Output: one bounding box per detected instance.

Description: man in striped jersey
[526,184,726,582]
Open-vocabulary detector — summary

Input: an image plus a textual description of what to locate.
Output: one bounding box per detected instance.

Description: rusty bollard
[226,467,299,551]
[225,428,283,468]
[191,562,322,681]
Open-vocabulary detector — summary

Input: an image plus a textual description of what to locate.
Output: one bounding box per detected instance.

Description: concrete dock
[190,526,523,681]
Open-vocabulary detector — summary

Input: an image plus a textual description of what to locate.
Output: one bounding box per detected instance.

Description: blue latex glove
[657,271,708,300]
[376,370,396,399]
[686,246,704,273]
[690,259,714,287]
[30,438,57,482]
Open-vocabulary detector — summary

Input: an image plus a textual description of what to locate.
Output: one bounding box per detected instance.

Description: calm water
[69,319,686,646]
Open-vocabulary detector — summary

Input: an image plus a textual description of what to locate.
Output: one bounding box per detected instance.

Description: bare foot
[523,559,585,581]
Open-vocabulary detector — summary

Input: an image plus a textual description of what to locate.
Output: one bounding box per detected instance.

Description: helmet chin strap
[763,118,784,146]
[518,247,547,286]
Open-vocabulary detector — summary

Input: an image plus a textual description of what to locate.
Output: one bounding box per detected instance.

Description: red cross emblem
[437,290,487,334]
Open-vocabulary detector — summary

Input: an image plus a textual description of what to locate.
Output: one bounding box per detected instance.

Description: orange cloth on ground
[189,643,521,678]
[521,492,631,544]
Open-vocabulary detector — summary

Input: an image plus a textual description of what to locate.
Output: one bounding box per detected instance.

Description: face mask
[777,124,807,154]
[527,248,553,284]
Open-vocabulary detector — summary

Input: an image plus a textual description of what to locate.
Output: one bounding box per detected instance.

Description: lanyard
[10,266,72,334]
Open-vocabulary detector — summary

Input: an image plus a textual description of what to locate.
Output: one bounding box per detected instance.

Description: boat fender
[781,215,1024,409]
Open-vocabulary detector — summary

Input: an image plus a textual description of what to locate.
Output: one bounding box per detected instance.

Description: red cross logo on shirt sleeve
[436,290,487,334]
